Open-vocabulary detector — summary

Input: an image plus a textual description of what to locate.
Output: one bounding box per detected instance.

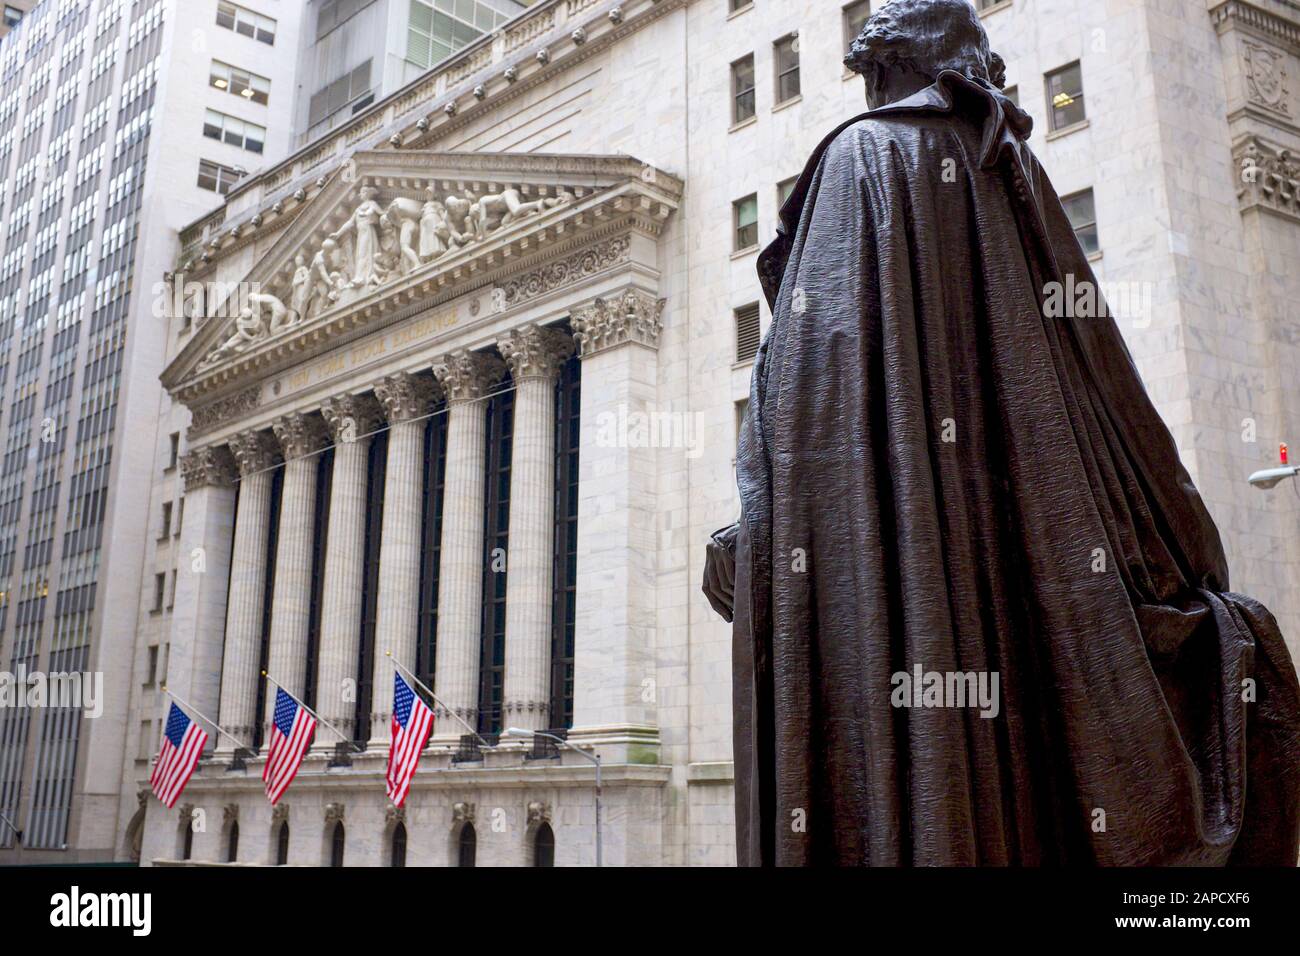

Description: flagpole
[385,651,490,748]
[261,671,364,752]
[160,685,251,753]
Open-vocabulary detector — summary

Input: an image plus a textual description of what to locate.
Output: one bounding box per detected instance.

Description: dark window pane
[1046,62,1085,130]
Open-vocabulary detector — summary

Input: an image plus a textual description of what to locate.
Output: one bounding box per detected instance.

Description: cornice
[1212,0,1300,51]
[177,0,686,261]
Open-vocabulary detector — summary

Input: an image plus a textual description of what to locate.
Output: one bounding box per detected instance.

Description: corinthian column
[368,372,439,746]
[430,349,505,739]
[264,412,328,732]
[171,446,238,733]
[217,430,282,754]
[497,324,573,730]
[568,289,666,753]
[315,393,383,748]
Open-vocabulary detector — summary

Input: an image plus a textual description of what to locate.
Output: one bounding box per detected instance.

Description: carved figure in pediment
[331,185,385,288]
[442,192,478,244]
[289,253,312,321]
[204,307,265,367]
[383,198,424,275]
[307,238,346,318]
[375,214,402,281]
[249,292,291,335]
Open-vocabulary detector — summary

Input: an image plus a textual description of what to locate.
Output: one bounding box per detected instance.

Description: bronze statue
[704,0,1300,866]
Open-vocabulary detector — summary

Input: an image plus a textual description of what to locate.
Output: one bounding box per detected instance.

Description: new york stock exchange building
[127,0,796,868]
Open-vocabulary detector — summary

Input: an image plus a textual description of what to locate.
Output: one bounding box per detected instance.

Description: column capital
[271,411,329,459]
[321,392,384,442]
[180,445,237,491]
[497,323,574,381]
[374,371,440,423]
[432,349,506,404]
[228,428,282,476]
[571,288,665,358]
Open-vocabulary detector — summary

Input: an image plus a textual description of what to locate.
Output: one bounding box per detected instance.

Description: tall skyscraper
[0,0,302,862]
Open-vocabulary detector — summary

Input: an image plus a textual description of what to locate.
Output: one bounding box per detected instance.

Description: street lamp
[1249,443,1299,490]
[502,727,602,867]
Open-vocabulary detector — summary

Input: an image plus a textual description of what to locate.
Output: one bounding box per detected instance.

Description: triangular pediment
[163,150,682,401]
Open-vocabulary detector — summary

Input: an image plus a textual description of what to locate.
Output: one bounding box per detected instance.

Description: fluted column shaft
[368,373,438,745]
[217,431,281,753]
[315,395,382,747]
[499,325,573,730]
[431,350,505,737]
[171,447,238,742]
[264,413,328,737]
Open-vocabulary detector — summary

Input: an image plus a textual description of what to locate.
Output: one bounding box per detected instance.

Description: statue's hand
[702,522,739,623]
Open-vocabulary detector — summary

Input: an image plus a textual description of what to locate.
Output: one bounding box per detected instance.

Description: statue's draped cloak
[733,71,1300,865]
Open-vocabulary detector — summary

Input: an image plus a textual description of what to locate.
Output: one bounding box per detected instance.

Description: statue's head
[360,186,380,202]
[845,0,998,107]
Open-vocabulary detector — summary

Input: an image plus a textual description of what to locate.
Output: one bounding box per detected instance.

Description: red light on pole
[1282,443,1290,466]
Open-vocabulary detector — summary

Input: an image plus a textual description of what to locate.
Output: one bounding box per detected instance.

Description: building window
[735,302,761,363]
[145,646,158,687]
[160,502,172,539]
[318,0,379,39]
[303,449,333,710]
[307,61,373,136]
[774,33,801,105]
[777,176,797,208]
[1062,189,1099,255]
[478,369,514,736]
[216,1,276,44]
[4,5,22,28]
[253,468,285,750]
[391,822,407,867]
[329,822,345,867]
[202,109,266,154]
[417,399,449,693]
[731,54,755,125]
[534,822,555,867]
[550,348,581,730]
[1045,62,1085,131]
[407,0,515,71]
[1004,85,1019,108]
[728,0,752,13]
[167,432,179,470]
[843,1,870,56]
[734,194,758,251]
[354,430,388,744]
[175,498,184,537]
[976,0,1007,9]
[168,570,177,610]
[226,821,239,863]
[276,822,290,865]
[197,159,244,196]
[209,61,270,106]
[458,822,477,867]
[153,573,165,612]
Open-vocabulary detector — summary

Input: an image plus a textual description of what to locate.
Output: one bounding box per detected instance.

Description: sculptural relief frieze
[194,178,577,374]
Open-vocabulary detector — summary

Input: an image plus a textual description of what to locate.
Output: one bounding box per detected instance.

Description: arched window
[227,821,239,863]
[458,822,477,867]
[391,822,407,868]
[275,822,290,866]
[330,821,345,867]
[182,823,193,861]
[534,823,555,868]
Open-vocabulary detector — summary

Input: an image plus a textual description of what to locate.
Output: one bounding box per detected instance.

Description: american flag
[263,687,316,805]
[151,702,209,808]
[386,672,434,807]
